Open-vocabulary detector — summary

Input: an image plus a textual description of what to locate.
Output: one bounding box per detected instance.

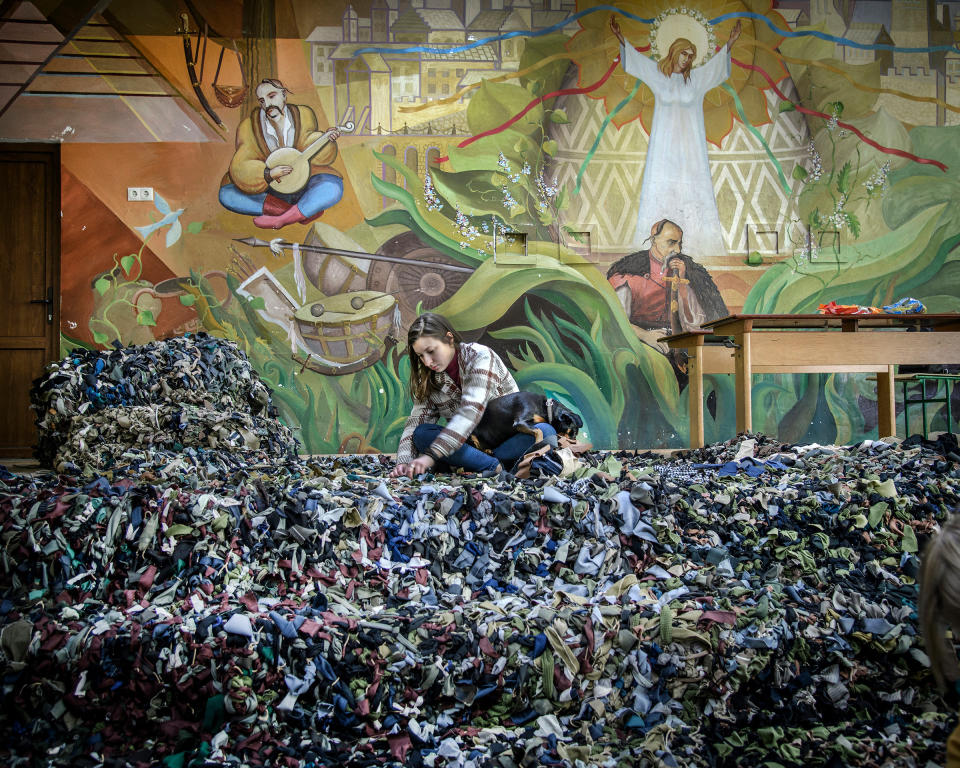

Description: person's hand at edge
[726,19,742,51]
[408,454,436,476]
[610,16,625,47]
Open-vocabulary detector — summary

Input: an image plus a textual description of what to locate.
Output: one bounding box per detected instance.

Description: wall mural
[29,0,958,452]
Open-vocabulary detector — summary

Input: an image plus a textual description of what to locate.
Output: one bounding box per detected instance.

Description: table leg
[688,345,704,449]
[921,380,929,439]
[947,380,953,431]
[901,379,909,437]
[877,365,896,438]
[734,332,752,434]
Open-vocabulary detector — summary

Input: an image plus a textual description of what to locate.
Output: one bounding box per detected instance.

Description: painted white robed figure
[612,17,741,258]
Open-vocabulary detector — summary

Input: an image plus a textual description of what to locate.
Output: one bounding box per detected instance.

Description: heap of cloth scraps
[818,298,925,315]
[29,333,299,474]
[1,425,957,767]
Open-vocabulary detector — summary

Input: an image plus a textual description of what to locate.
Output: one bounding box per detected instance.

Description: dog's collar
[546,398,554,423]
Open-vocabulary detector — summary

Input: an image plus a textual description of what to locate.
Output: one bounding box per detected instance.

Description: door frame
[0,142,61,457]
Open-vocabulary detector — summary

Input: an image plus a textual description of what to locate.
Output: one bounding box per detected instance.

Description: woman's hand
[390,455,436,478]
[726,19,742,51]
[408,454,436,476]
[610,16,625,46]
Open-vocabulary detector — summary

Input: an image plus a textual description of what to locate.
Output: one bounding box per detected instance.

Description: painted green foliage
[363,35,690,450]
[67,40,960,452]
[743,124,960,443]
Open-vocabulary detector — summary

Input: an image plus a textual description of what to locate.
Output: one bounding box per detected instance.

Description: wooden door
[0,144,60,458]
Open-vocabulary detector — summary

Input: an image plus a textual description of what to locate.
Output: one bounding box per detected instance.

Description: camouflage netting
[30,334,299,474]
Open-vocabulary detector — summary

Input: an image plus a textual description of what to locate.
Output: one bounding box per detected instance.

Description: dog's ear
[572,413,583,429]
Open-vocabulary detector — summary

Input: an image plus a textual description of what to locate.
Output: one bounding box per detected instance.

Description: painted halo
[650,8,717,68]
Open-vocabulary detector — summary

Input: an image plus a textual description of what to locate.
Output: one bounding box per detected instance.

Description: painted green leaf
[95,277,111,296]
[743,206,942,315]
[792,164,808,181]
[179,294,196,307]
[562,226,587,244]
[555,186,567,211]
[187,221,203,234]
[746,251,763,266]
[836,162,852,196]
[883,177,959,230]
[542,139,558,156]
[121,254,136,275]
[137,310,157,326]
[518,33,571,98]
[431,168,522,222]
[93,330,109,345]
[467,78,544,137]
[549,109,569,124]
[844,211,861,239]
[801,61,881,118]
[369,158,482,266]
[247,296,266,310]
[446,129,533,174]
[778,100,796,113]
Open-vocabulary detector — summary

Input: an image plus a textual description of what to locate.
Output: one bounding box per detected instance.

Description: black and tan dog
[470,392,583,452]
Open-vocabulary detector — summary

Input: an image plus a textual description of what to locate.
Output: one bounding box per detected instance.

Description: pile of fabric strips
[1,338,957,767]
[29,333,298,474]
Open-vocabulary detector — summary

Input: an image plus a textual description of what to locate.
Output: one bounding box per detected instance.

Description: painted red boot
[254,203,307,229]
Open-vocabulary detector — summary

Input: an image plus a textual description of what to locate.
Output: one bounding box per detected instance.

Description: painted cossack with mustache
[219,78,344,229]
[607,218,726,333]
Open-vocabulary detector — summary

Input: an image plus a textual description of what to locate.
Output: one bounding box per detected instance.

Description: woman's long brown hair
[407,313,461,403]
[659,37,696,81]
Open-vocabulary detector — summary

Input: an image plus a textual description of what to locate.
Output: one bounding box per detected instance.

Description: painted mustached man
[607,219,727,385]
[219,79,343,229]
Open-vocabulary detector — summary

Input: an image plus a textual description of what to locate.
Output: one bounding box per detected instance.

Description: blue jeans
[219,173,343,217]
[412,423,557,474]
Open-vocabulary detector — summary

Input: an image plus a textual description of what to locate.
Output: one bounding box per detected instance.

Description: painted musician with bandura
[219,78,351,230]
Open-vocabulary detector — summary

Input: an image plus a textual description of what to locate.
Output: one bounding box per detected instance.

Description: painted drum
[294,290,397,368]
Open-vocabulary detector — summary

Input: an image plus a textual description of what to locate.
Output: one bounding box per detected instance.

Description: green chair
[897,373,960,438]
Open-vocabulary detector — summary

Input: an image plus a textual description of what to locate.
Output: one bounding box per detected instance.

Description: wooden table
[660,313,960,448]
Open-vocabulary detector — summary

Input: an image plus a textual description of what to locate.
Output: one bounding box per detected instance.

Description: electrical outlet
[127,187,154,202]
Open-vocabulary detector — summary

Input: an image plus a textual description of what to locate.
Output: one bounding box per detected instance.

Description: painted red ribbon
[435,57,621,164]
[733,57,948,172]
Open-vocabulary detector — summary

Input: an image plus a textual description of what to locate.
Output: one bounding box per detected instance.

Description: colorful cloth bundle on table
[819,297,926,315]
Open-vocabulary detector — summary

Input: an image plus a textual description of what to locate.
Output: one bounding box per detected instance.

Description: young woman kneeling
[390,313,556,478]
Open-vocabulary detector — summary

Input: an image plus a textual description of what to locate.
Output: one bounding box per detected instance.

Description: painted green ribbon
[574,79,642,195]
[721,82,791,195]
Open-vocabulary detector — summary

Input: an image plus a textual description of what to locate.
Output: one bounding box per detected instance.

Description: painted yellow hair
[659,37,696,81]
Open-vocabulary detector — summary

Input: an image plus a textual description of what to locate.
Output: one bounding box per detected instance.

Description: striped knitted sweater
[396,342,518,464]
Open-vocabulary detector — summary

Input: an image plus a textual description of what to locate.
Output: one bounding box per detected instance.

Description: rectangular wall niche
[493,229,530,266]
